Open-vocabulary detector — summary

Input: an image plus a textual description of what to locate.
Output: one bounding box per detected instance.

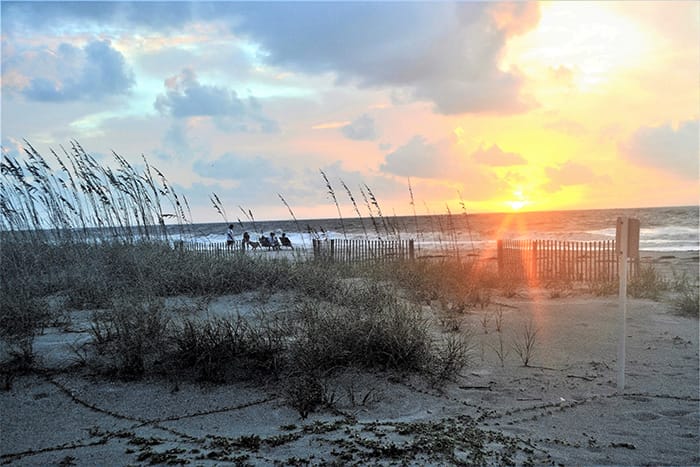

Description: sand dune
[1,253,698,466]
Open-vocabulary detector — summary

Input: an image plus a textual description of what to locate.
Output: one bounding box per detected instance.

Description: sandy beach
[3,1,697,463]
[1,250,698,466]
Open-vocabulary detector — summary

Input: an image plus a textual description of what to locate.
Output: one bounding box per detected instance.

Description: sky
[2,1,698,223]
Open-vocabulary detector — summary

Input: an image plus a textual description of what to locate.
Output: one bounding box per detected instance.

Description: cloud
[193,152,282,181]
[543,161,600,192]
[472,145,526,166]
[381,135,443,178]
[620,120,699,179]
[312,121,351,130]
[489,2,541,37]
[21,40,134,101]
[1,2,196,34]
[154,68,278,133]
[341,114,377,141]
[382,137,526,177]
[156,68,243,117]
[379,134,510,201]
[414,69,531,115]
[5,2,539,115]
[232,2,539,115]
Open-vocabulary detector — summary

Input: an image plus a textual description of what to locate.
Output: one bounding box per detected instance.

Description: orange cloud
[311,121,351,130]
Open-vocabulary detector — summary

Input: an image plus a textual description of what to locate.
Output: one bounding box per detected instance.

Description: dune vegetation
[0,142,487,413]
[1,142,696,419]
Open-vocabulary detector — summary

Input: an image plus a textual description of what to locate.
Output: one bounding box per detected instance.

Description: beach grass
[2,143,697,418]
[669,271,700,317]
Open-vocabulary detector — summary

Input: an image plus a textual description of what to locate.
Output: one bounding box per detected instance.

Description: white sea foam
[169,206,699,253]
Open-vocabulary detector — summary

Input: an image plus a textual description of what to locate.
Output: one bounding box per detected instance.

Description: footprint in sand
[630,411,661,421]
[659,409,691,418]
[624,395,650,402]
[663,372,685,377]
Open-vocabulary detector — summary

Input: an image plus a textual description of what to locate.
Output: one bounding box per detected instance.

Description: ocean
[175,205,699,253]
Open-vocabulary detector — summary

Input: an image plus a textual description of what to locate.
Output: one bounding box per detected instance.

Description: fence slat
[498,239,623,282]
[309,239,418,263]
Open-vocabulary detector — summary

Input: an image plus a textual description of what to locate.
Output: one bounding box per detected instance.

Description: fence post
[330,239,335,261]
[409,239,414,260]
[497,240,503,276]
[616,217,629,391]
[531,240,538,279]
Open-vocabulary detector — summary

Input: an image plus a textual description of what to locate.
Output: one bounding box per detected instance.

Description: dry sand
[1,251,698,466]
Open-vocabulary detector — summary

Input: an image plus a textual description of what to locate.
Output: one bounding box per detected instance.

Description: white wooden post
[616,217,629,391]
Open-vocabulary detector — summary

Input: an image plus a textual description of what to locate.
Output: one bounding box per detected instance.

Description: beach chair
[280,236,293,249]
[259,236,280,251]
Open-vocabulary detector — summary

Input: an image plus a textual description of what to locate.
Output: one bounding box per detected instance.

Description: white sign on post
[615,217,640,391]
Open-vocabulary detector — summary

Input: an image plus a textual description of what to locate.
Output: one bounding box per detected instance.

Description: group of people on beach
[226,225,292,250]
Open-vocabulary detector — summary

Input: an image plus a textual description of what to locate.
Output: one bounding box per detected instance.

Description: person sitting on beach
[242,231,250,249]
[226,224,235,248]
[259,235,274,250]
[269,232,281,250]
[280,232,293,249]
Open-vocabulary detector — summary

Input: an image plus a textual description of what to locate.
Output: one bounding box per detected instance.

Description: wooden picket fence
[312,239,415,263]
[175,241,245,257]
[175,239,636,282]
[497,239,638,282]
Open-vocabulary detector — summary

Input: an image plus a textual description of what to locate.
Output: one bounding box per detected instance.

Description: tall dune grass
[1,142,476,402]
[7,141,689,418]
[1,140,188,243]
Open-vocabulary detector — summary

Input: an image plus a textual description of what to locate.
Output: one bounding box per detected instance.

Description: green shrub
[427,333,474,385]
[371,258,495,307]
[284,374,326,419]
[670,274,700,318]
[628,263,667,300]
[284,261,343,301]
[0,287,48,342]
[88,294,171,378]
[672,287,699,317]
[0,286,49,374]
[170,313,286,382]
[290,297,431,374]
[65,277,115,310]
[587,278,617,296]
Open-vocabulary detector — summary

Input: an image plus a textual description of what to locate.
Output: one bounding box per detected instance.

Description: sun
[509,200,527,211]
[507,190,529,211]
